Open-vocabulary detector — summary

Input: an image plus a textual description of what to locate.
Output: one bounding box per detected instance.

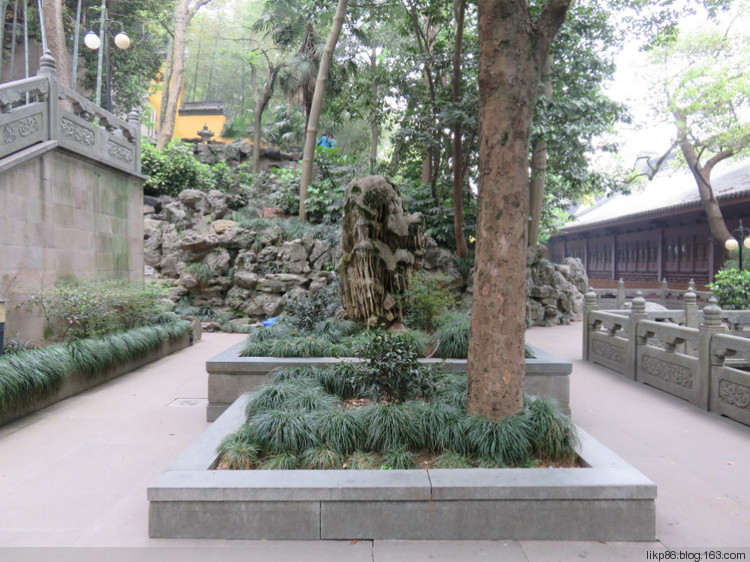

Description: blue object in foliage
[261,317,278,327]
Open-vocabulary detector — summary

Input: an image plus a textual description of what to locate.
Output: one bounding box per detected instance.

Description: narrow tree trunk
[528,54,553,247]
[157,0,214,149]
[468,0,570,420]
[159,31,174,132]
[369,47,378,175]
[251,62,261,173]
[452,0,468,259]
[299,0,348,220]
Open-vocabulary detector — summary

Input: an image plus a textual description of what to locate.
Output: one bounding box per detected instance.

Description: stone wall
[526,245,588,327]
[0,147,144,342]
[190,141,301,171]
[144,189,338,326]
[144,190,585,329]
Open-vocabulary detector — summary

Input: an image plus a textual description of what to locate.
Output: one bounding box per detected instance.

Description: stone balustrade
[0,50,140,175]
[583,289,750,426]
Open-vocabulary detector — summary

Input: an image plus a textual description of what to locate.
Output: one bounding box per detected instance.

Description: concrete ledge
[149,393,657,541]
[206,343,571,420]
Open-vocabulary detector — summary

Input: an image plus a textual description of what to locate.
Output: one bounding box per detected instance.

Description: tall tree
[157,0,214,149]
[298,0,348,220]
[646,18,750,245]
[467,0,570,420]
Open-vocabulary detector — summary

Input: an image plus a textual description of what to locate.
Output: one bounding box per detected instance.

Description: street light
[724,219,750,270]
[83,1,131,112]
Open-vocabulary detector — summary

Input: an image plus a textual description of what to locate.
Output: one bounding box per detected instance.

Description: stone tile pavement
[0,326,748,561]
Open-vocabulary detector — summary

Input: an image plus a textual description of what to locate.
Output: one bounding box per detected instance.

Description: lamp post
[724,219,750,271]
[83,0,131,111]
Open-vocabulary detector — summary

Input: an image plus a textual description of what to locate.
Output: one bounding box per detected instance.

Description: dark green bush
[23,279,170,342]
[141,141,214,196]
[707,268,750,310]
[285,284,341,332]
[345,331,439,404]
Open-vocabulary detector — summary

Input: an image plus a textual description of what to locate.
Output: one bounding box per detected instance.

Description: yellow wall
[146,82,230,144]
[174,114,228,143]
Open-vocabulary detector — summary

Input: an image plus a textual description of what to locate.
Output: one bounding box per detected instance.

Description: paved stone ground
[0,326,748,561]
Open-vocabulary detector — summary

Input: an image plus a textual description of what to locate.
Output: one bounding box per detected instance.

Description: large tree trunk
[675,115,733,244]
[452,0,468,259]
[157,0,214,149]
[298,0,348,220]
[528,54,553,247]
[42,0,70,89]
[468,0,570,420]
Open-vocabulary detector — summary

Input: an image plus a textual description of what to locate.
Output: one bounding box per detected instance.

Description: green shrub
[285,284,341,332]
[23,279,169,342]
[346,331,439,403]
[400,272,459,332]
[707,268,750,310]
[141,141,214,196]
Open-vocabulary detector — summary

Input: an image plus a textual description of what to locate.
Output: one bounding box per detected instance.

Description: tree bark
[370,46,379,175]
[253,62,280,174]
[468,0,570,420]
[156,0,214,149]
[42,0,70,89]
[452,0,468,259]
[672,113,733,245]
[298,0,348,220]
[528,54,553,247]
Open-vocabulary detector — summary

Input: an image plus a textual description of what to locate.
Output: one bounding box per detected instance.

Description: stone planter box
[148,393,657,541]
[0,329,197,428]
[205,343,571,421]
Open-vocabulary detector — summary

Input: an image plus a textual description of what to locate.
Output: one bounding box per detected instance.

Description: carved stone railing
[592,278,713,310]
[711,333,750,426]
[583,290,750,426]
[0,51,140,175]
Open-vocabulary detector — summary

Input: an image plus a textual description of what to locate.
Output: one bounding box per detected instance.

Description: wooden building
[547,160,750,287]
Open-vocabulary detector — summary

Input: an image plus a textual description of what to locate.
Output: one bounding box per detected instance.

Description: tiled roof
[178,101,227,116]
[563,160,750,232]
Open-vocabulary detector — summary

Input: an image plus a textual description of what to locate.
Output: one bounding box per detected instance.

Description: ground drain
[167,398,207,407]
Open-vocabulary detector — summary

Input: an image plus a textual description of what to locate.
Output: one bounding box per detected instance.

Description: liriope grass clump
[0,321,191,415]
[432,312,471,359]
[216,362,578,471]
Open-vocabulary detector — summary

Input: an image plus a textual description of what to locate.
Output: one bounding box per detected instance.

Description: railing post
[627,291,648,381]
[698,297,726,410]
[617,278,625,309]
[660,278,668,307]
[583,287,598,361]
[685,280,698,329]
[127,108,141,173]
[36,49,58,143]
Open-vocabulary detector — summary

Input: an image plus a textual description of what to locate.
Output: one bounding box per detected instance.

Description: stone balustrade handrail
[583,290,750,426]
[637,319,699,349]
[0,50,140,175]
[592,278,713,310]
